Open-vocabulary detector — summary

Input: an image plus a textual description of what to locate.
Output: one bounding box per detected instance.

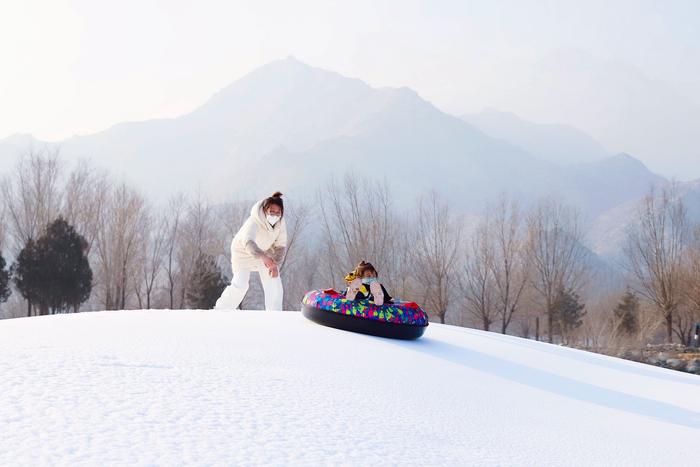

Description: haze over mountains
[0,57,693,260]
[462,109,610,165]
[481,50,700,179]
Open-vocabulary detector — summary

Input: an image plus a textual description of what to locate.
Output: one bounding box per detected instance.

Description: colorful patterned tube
[301,289,429,340]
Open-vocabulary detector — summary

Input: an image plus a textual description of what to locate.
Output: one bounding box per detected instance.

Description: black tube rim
[302,304,427,340]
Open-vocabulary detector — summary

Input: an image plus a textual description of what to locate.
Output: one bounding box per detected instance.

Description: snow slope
[1,310,698,466]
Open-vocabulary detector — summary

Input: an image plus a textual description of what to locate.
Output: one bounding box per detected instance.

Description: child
[344,260,392,306]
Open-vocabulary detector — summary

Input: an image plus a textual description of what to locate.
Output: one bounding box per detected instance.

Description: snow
[0,310,698,466]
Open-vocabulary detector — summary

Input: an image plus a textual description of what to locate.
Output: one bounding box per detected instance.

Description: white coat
[230,199,288,270]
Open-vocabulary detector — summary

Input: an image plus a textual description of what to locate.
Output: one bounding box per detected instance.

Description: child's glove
[369,281,384,306]
[346,278,362,300]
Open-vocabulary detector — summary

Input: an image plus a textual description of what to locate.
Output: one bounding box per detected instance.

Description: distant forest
[2,150,700,353]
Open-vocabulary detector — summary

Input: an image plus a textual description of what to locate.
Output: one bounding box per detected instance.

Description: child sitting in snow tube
[344,260,392,305]
[301,261,428,340]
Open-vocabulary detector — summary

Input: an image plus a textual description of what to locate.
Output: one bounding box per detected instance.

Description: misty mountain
[459,109,667,218]
[461,109,610,165]
[251,84,565,207]
[485,50,700,178]
[587,178,700,262]
[560,153,666,219]
[0,57,670,223]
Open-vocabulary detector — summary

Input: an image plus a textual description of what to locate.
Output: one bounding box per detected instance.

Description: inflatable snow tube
[301,289,429,340]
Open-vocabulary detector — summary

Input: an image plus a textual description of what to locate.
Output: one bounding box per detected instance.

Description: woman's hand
[262,255,276,270]
[262,255,279,278]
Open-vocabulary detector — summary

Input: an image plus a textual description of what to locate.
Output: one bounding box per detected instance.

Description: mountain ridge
[0,58,672,237]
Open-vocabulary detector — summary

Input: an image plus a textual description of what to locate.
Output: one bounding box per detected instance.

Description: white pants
[214,263,283,311]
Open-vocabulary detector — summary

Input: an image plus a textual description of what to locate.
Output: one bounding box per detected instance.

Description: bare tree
[677,226,700,344]
[623,186,687,343]
[62,159,110,255]
[279,200,313,310]
[279,201,310,272]
[164,194,186,309]
[527,199,588,343]
[94,182,147,310]
[317,175,402,289]
[488,197,530,334]
[134,208,167,309]
[176,192,219,308]
[0,202,6,316]
[637,302,664,349]
[672,305,698,346]
[1,150,63,253]
[0,202,6,253]
[282,244,320,310]
[462,221,496,330]
[1,150,64,315]
[413,191,463,324]
[578,293,619,350]
[391,227,418,301]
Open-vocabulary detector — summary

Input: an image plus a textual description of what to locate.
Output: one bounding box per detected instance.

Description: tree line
[314,176,590,344]
[0,151,241,315]
[2,150,700,350]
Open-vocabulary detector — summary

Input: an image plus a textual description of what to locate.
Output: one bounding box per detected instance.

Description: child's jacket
[356,283,393,303]
[343,272,393,303]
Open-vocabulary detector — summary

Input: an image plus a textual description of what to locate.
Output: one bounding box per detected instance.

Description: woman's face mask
[266,214,281,226]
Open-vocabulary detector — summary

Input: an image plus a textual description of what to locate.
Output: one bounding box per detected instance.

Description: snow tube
[301,289,429,340]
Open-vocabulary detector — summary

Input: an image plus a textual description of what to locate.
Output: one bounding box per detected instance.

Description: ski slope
[0,310,698,466]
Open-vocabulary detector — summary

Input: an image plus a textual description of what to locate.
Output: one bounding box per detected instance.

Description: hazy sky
[1,0,699,177]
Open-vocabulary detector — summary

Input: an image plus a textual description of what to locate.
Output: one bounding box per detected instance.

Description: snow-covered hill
[1,310,698,465]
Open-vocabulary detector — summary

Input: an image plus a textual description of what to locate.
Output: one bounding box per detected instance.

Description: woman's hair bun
[271,191,283,198]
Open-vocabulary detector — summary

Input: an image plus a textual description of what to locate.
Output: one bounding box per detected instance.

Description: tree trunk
[120,277,127,309]
[548,310,554,344]
[179,286,186,310]
[666,311,673,344]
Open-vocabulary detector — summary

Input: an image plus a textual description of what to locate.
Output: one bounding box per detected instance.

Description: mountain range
[0,56,693,261]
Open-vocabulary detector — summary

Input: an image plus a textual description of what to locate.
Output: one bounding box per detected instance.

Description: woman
[215,192,287,310]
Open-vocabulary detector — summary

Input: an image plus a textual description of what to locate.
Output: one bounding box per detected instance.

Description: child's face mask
[362,277,377,285]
